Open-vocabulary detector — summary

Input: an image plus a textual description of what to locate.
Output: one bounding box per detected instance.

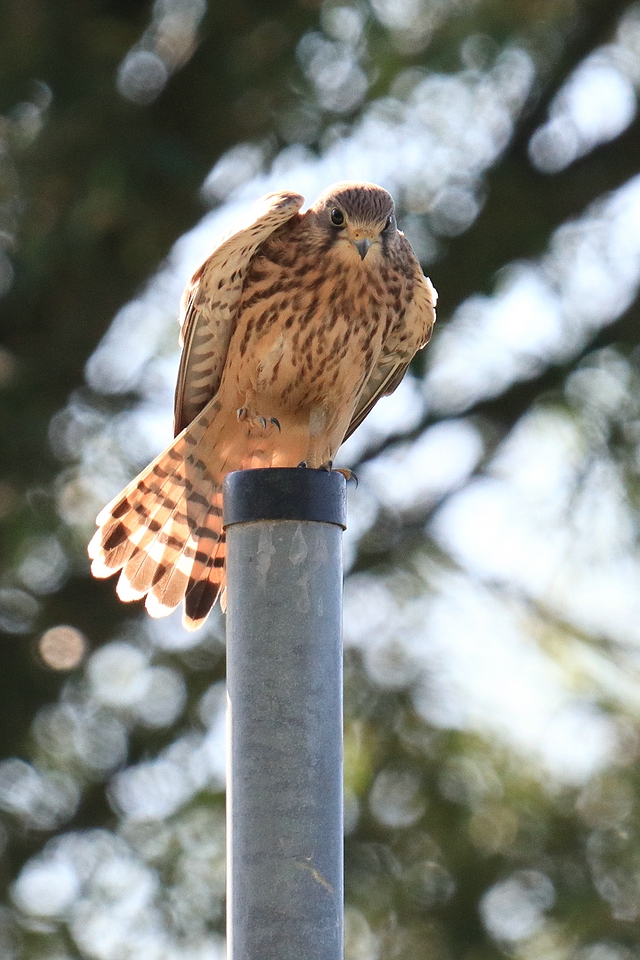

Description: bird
[88,181,437,629]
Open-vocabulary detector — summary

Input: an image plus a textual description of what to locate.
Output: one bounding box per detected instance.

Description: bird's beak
[354,238,371,260]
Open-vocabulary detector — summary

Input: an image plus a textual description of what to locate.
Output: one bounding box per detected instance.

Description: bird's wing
[343,268,436,444]
[174,191,304,435]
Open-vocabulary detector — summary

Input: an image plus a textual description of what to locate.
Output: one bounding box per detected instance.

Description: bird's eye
[330,208,345,226]
[383,215,394,231]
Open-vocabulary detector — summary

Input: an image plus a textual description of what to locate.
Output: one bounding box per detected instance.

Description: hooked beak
[354,238,371,260]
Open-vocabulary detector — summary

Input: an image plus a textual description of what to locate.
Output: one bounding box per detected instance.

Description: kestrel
[88,182,437,629]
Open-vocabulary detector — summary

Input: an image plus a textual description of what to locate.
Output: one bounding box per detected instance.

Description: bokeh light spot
[0,588,39,635]
[13,859,81,917]
[369,767,426,828]
[117,51,168,105]
[38,625,87,671]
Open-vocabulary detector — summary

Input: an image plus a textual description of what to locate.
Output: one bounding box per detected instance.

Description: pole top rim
[223,468,347,529]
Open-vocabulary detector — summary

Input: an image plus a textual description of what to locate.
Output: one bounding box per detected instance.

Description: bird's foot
[318,460,358,484]
[237,408,281,432]
[335,467,358,485]
[298,460,357,484]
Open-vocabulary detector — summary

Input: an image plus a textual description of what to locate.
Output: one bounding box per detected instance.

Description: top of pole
[223,468,347,529]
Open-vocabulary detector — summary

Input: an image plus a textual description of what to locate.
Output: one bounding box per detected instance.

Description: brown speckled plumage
[88,181,437,629]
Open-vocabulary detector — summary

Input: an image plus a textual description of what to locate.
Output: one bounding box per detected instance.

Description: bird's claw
[237,408,281,433]
[317,461,358,484]
[335,467,358,485]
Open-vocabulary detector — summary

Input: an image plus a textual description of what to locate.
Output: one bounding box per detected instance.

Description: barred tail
[88,403,228,630]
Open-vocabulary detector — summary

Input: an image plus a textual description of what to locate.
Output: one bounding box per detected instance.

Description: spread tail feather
[88,403,228,630]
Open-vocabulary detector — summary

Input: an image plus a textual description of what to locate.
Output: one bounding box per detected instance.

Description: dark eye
[383,214,395,231]
[330,208,345,226]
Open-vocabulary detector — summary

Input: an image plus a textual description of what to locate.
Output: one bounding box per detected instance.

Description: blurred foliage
[2,0,640,958]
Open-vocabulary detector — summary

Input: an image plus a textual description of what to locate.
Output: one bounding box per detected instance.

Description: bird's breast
[228,262,390,408]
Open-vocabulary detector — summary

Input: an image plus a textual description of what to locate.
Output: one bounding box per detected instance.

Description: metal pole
[223,467,346,960]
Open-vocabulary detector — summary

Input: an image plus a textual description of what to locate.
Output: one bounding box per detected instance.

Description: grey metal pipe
[223,468,347,960]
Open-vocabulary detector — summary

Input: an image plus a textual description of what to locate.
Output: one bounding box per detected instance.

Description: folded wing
[174,191,304,434]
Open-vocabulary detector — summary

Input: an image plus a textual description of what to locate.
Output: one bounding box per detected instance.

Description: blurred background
[2,0,640,957]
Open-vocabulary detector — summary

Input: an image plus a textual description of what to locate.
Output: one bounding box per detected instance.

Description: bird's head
[308,181,397,262]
